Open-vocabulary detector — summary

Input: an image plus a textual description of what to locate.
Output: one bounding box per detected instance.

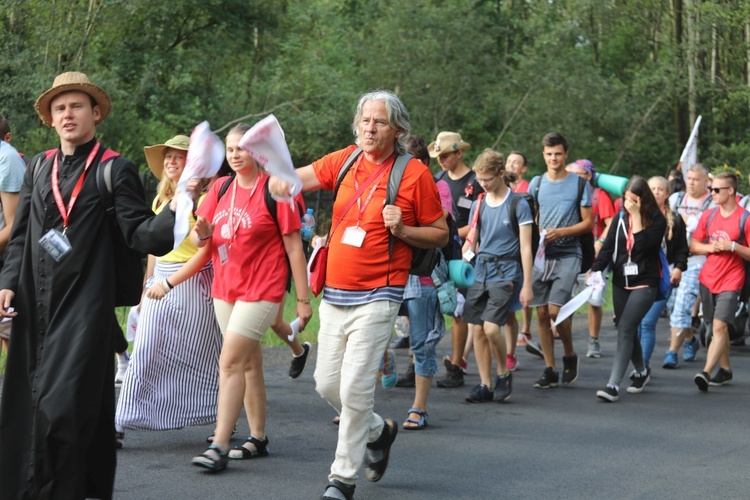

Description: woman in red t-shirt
[189,123,312,471]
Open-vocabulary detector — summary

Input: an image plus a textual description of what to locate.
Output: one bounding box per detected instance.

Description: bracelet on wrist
[165,278,174,289]
[198,234,212,242]
[159,281,171,294]
[297,298,311,304]
[732,241,736,253]
[597,238,606,244]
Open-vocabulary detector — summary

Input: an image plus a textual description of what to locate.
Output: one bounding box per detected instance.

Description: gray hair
[352,90,410,155]
[688,163,709,178]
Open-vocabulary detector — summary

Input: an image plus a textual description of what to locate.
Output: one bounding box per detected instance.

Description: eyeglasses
[711,186,731,194]
[476,176,498,184]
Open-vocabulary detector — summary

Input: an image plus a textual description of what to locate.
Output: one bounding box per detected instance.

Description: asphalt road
[64,312,750,498]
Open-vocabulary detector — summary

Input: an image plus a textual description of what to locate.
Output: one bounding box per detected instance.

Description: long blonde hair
[649,176,674,241]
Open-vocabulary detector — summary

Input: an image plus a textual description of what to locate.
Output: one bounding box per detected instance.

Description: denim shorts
[669,263,702,329]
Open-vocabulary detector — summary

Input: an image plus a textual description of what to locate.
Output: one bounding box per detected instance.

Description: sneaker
[466,383,493,403]
[506,354,518,372]
[525,340,544,359]
[626,371,651,394]
[683,337,700,362]
[533,367,559,389]
[562,354,579,384]
[516,333,529,347]
[494,372,512,402]
[395,363,415,388]
[443,355,468,374]
[288,342,311,379]
[437,363,464,388]
[709,368,733,386]
[586,338,602,358]
[380,350,397,389]
[694,371,710,392]
[662,350,678,369]
[596,385,619,402]
[115,352,130,385]
[730,337,746,347]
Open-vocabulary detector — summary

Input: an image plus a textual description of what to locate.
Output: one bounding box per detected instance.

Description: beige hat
[427,131,471,158]
[35,72,112,126]
[143,135,190,179]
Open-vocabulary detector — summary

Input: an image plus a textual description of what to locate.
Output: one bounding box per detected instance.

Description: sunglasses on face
[711,186,730,194]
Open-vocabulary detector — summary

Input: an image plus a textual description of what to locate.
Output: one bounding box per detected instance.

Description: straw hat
[427,131,471,158]
[143,135,190,179]
[35,72,112,126]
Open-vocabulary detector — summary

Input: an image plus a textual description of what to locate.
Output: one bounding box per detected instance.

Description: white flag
[679,115,702,172]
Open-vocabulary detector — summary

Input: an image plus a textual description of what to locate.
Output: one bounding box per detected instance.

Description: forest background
[2,0,750,227]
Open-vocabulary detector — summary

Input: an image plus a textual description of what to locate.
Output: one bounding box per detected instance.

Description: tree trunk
[686,0,697,133]
[671,0,687,156]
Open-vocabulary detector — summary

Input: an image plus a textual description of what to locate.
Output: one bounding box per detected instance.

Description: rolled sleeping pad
[449,259,475,288]
[593,173,629,197]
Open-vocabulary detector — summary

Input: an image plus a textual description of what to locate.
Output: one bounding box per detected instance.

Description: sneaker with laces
[562,354,579,384]
[443,355,468,374]
[533,367,559,389]
[494,372,512,402]
[289,342,311,379]
[506,354,518,372]
[596,385,619,402]
[115,352,130,385]
[709,368,733,386]
[662,350,678,369]
[525,340,544,359]
[465,383,493,403]
[694,371,710,391]
[437,363,464,388]
[683,337,700,362]
[626,371,651,393]
[586,338,602,358]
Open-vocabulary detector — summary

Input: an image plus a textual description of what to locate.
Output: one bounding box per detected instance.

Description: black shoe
[730,337,746,347]
[694,371,710,392]
[465,383,493,403]
[437,363,464,388]
[493,372,512,402]
[395,363,415,387]
[323,479,355,500]
[525,340,544,359]
[115,431,124,449]
[596,385,619,402]
[289,342,311,379]
[390,336,410,349]
[626,371,651,394]
[709,368,733,386]
[562,354,579,385]
[533,367,559,389]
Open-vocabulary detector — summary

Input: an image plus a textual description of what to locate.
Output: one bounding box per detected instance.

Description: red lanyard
[352,155,393,225]
[226,173,263,248]
[466,193,486,247]
[626,218,635,261]
[51,142,101,235]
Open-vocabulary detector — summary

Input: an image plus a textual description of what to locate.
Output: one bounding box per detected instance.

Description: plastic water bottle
[301,208,315,242]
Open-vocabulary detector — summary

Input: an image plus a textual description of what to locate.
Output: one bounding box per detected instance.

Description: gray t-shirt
[529,173,591,259]
[0,140,25,236]
[469,190,533,283]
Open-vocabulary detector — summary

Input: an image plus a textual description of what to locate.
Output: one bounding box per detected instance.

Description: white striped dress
[115,261,222,430]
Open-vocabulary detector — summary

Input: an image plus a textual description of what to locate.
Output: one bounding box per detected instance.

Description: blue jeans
[637,292,670,369]
[406,285,445,378]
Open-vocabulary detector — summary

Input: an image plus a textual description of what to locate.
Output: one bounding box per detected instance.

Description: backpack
[334,148,441,278]
[531,174,592,273]
[673,191,712,213]
[32,148,146,307]
[473,192,540,261]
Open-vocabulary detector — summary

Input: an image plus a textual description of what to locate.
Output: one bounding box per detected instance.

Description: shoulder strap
[675,191,686,209]
[32,149,57,186]
[217,176,233,200]
[263,181,280,231]
[95,149,122,217]
[740,210,749,246]
[509,195,520,238]
[333,147,364,199]
[700,193,712,211]
[385,153,414,205]
[704,207,719,237]
[434,170,447,182]
[577,175,587,220]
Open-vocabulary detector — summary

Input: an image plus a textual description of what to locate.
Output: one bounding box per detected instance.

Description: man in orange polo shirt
[270,90,447,500]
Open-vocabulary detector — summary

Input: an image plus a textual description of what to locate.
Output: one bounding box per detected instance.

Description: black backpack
[334,148,441,278]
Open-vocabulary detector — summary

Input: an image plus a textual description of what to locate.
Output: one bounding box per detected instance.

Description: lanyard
[51,142,101,235]
[226,173,263,248]
[466,193,486,247]
[626,217,635,261]
[352,155,393,225]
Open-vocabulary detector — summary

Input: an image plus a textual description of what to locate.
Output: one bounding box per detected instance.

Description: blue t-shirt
[529,173,591,259]
[468,190,533,283]
[0,140,25,236]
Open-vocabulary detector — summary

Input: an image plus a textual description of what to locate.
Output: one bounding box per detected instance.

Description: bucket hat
[35,72,111,126]
[144,135,190,179]
[428,131,471,158]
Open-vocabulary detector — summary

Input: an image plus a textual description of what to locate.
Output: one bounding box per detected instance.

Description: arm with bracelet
[145,245,212,300]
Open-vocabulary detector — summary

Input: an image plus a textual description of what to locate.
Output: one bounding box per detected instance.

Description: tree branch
[490,78,538,150]
[213,96,324,134]
[609,94,665,174]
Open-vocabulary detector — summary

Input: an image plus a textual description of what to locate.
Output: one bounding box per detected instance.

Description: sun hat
[427,131,471,159]
[35,72,112,126]
[143,135,190,179]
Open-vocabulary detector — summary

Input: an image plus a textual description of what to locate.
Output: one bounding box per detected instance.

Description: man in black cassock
[0,72,176,499]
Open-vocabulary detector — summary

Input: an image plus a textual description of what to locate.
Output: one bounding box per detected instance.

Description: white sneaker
[115,354,130,385]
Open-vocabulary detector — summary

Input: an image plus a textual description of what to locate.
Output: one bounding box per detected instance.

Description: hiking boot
[586,338,602,358]
[525,340,544,359]
[709,368,733,386]
[395,363,416,388]
[437,363,464,388]
[562,354,579,384]
[289,342,311,379]
[465,383,493,403]
[626,371,651,394]
[443,355,468,374]
[493,372,512,402]
[683,337,700,362]
[506,354,518,372]
[694,371,710,392]
[533,367,559,389]
[596,385,619,402]
[662,350,678,369]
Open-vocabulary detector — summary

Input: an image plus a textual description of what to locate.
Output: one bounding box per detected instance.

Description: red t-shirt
[512,178,530,194]
[196,174,301,303]
[592,187,616,239]
[312,145,444,290]
[693,206,750,294]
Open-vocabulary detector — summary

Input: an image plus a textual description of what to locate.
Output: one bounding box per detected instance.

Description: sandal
[364,419,398,482]
[206,424,237,443]
[228,436,269,460]
[322,479,355,500]
[332,416,340,426]
[402,408,428,430]
[191,445,228,471]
